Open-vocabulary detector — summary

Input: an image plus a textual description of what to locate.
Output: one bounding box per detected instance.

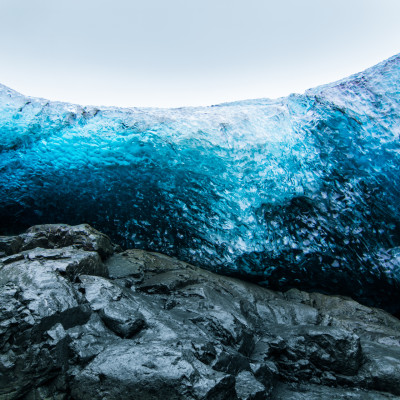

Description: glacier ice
[1,55,400,313]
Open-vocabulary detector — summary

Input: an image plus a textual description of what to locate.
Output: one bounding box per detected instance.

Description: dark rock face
[0,223,115,260]
[1,224,400,399]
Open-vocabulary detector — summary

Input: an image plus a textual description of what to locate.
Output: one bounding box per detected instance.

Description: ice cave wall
[1,54,400,312]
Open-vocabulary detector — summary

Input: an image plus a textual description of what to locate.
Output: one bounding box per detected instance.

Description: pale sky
[1,0,400,108]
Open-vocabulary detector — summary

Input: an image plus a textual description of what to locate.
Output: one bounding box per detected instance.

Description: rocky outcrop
[1,224,400,399]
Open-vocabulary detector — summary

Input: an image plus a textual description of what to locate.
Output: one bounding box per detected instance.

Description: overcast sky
[1,0,400,108]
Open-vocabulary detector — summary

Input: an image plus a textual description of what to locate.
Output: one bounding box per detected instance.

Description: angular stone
[67,313,118,364]
[78,275,146,338]
[271,382,400,400]
[105,252,144,281]
[250,362,277,394]
[72,343,207,400]
[358,341,400,395]
[0,235,23,257]
[235,370,267,400]
[21,224,115,259]
[0,260,88,399]
[2,246,107,280]
[99,302,146,338]
[267,325,362,379]
[77,275,124,311]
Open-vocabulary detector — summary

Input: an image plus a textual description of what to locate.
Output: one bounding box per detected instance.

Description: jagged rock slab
[0,224,115,260]
[1,224,400,399]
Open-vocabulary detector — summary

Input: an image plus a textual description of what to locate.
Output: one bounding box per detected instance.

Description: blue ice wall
[1,55,400,312]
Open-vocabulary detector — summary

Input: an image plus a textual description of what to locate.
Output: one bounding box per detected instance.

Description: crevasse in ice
[1,54,400,312]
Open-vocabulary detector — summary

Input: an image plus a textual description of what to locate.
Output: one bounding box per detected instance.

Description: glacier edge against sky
[1,54,400,313]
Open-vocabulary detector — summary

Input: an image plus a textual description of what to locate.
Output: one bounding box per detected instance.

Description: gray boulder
[20,223,115,259]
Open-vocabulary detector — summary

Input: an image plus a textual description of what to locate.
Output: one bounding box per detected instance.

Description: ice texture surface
[1,55,400,312]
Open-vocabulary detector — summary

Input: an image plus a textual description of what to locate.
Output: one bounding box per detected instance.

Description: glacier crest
[1,55,400,313]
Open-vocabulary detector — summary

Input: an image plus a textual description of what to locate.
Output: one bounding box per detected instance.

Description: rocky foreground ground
[1,224,400,400]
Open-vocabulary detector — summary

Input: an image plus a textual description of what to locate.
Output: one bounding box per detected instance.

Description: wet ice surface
[1,54,400,312]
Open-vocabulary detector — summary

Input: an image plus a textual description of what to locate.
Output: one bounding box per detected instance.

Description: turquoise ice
[1,54,400,312]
